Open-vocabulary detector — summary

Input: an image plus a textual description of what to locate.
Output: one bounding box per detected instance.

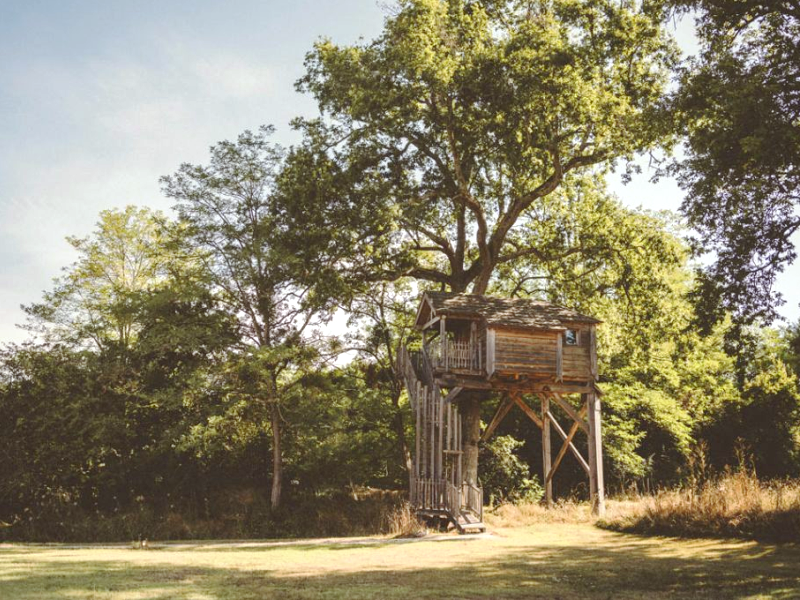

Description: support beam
[586,392,605,516]
[435,375,595,395]
[549,393,588,434]
[420,316,441,331]
[511,393,543,429]
[547,410,590,475]
[541,395,553,506]
[444,386,463,404]
[481,396,514,442]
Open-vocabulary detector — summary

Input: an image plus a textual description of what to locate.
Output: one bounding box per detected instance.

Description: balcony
[426,338,483,373]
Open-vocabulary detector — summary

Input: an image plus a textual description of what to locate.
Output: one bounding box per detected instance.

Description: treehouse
[397,292,605,533]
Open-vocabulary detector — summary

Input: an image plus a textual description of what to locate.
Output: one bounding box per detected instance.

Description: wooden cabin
[398,292,604,533]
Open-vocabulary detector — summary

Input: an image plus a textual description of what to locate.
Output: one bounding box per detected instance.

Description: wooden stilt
[456,409,462,485]
[415,381,421,478]
[437,395,444,480]
[586,392,605,516]
[425,388,436,478]
[541,395,553,506]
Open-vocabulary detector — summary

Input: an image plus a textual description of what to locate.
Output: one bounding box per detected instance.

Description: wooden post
[486,328,495,376]
[437,395,444,481]
[430,388,436,480]
[556,333,563,382]
[447,398,452,452]
[470,321,477,370]
[456,408,462,485]
[415,381,421,479]
[541,395,553,507]
[440,316,447,370]
[586,392,605,516]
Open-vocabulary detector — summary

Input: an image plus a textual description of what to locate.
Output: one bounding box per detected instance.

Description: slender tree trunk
[269,401,282,510]
[461,396,482,485]
[393,405,414,475]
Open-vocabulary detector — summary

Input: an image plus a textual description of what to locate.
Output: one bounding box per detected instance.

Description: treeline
[1,0,799,541]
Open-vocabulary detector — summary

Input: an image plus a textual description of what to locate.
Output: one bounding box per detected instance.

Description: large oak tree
[294,0,678,483]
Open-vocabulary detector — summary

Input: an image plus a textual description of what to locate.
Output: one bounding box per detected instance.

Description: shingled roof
[418,291,601,330]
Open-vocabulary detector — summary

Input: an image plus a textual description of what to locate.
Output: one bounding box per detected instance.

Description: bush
[0,487,406,543]
[480,435,544,506]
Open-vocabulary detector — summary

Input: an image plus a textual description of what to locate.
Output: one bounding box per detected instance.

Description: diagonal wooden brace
[547,409,590,475]
[546,404,588,483]
[481,395,514,442]
[548,392,588,434]
[511,393,544,429]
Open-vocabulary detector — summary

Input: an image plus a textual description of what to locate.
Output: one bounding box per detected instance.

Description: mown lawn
[1,523,798,599]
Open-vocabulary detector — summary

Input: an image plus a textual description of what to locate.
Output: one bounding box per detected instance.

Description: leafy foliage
[294,0,678,293]
[480,434,544,505]
[667,0,800,326]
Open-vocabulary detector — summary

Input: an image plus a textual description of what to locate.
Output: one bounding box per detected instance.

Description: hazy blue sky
[1,1,797,343]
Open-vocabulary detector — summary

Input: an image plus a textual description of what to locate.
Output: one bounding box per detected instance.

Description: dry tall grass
[383,502,428,538]
[603,470,800,542]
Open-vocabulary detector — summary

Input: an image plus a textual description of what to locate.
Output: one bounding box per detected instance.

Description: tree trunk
[389,384,413,475]
[269,402,282,510]
[461,396,482,485]
[471,263,494,296]
[452,265,496,483]
[393,408,414,475]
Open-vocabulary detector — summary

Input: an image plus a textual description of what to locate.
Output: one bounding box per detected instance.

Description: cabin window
[564,329,579,346]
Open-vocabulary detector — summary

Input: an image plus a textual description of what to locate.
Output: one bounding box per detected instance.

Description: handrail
[462,482,484,523]
[427,339,481,372]
[412,476,483,524]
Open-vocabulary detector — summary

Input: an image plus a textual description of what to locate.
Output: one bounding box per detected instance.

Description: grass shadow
[1,527,799,599]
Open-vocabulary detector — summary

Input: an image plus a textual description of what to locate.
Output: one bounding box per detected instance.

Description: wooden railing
[412,476,483,523]
[462,482,484,523]
[411,477,447,511]
[427,339,481,372]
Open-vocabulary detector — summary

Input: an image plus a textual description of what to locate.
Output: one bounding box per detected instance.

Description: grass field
[1,523,799,599]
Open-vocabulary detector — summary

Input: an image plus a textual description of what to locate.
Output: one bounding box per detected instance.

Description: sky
[1,1,798,345]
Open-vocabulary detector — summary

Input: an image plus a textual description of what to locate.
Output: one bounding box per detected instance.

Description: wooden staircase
[398,345,485,534]
[456,510,485,533]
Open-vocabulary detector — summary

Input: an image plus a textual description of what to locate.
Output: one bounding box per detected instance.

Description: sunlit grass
[1,523,799,599]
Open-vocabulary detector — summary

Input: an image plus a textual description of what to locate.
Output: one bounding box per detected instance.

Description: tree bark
[461,396,482,485]
[393,407,414,475]
[269,401,282,510]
